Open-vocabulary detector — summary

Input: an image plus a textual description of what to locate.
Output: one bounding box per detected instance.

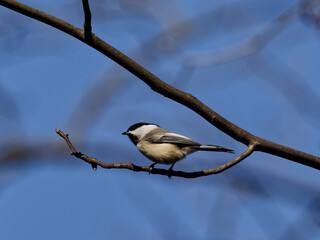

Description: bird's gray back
[144,128,201,146]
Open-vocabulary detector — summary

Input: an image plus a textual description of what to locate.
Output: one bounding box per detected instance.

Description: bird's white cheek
[137,141,186,164]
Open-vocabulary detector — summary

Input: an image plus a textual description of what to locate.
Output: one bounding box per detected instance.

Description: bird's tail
[193,145,234,153]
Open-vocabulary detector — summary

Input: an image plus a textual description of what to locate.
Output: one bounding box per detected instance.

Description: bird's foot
[149,163,157,174]
[167,163,176,179]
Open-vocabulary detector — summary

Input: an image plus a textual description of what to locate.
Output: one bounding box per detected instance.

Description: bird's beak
[122,131,128,135]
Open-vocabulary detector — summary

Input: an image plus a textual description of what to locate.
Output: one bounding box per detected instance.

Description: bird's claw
[149,163,157,175]
[167,163,176,179]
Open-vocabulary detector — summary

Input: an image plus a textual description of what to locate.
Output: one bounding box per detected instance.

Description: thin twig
[82,0,92,40]
[204,144,255,175]
[55,129,97,170]
[55,129,254,178]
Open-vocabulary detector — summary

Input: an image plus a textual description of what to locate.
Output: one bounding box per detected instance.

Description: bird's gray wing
[148,132,201,146]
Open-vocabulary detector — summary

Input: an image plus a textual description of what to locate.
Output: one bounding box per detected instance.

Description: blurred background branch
[182,3,301,67]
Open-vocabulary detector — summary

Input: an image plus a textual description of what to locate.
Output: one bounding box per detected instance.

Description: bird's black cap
[122,122,159,134]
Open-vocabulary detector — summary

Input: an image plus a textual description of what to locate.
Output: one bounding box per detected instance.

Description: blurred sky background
[1,0,320,239]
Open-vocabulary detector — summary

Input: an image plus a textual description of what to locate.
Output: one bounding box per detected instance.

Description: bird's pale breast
[137,140,186,164]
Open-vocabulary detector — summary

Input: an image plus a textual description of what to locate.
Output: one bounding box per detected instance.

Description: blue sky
[0,0,320,239]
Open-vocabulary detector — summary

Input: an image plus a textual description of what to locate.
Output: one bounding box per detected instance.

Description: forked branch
[55,129,255,178]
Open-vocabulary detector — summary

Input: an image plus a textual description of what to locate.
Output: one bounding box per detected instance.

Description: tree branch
[1,0,320,171]
[55,129,255,178]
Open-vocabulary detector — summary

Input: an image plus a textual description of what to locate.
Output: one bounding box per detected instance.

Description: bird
[122,122,234,172]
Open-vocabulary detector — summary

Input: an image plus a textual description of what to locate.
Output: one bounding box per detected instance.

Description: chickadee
[122,122,234,171]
